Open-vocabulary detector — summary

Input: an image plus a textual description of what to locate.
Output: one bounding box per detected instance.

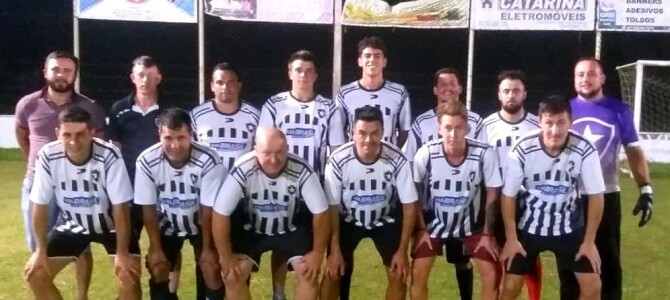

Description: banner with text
[598,0,669,32]
[342,0,469,28]
[205,0,333,24]
[76,0,197,23]
[471,0,596,30]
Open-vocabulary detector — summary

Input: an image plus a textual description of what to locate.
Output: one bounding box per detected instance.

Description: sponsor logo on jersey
[253,203,288,212]
[433,195,469,207]
[64,196,100,207]
[286,128,315,138]
[370,94,378,99]
[175,171,183,176]
[300,105,309,110]
[351,194,386,205]
[536,184,570,196]
[366,168,374,174]
[211,142,247,151]
[160,197,198,209]
[511,126,519,131]
[452,169,461,175]
[77,168,86,174]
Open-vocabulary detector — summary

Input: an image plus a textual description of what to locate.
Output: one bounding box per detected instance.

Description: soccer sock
[339,266,354,300]
[273,287,286,300]
[149,281,177,300]
[205,287,225,300]
[525,259,543,300]
[455,267,473,300]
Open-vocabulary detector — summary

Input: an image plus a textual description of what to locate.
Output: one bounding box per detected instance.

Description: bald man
[212,128,331,300]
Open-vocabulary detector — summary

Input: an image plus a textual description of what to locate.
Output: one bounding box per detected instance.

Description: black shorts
[339,220,401,267]
[422,211,470,265]
[47,230,140,258]
[507,230,594,275]
[160,234,203,271]
[233,227,312,271]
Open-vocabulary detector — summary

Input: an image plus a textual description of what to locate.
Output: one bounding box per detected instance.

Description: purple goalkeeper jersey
[570,96,640,193]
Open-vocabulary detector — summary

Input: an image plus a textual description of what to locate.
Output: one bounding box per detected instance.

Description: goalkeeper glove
[632,184,653,227]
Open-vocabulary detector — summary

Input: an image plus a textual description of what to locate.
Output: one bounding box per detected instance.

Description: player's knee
[502,275,523,294]
[578,275,601,298]
[222,271,250,289]
[411,266,429,285]
[296,271,319,287]
[200,263,222,287]
[117,270,140,292]
[26,269,51,288]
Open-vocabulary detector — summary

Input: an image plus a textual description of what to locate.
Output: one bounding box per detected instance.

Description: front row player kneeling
[410,100,503,300]
[24,106,141,300]
[212,128,330,300]
[134,108,226,299]
[320,106,418,300]
[499,95,605,300]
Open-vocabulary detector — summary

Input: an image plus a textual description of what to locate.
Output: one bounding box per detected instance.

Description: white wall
[0,115,19,148]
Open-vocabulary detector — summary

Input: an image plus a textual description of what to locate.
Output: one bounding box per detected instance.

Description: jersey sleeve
[323,159,343,206]
[189,110,200,141]
[502,144,525,197]
[335,90,350,134]
[300,172,329,214]
[30,149,55,205]
[258,101,276,128]
[398,89,412,131]
[475,119,488,143]
[133,156,158,205]
[412,145,430,184]
[579,144,606,195]
[213,168,245,216]
[395,159,418,204]
[482,147,503,188]
[105,153,133,205]
[328,106,346,147]
[618,104,640,147]
[402,121,422,162]
[200,160,226,207]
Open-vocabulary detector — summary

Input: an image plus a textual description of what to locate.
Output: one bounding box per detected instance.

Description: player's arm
[323,161,343,252]
[212,173,244,259]
[29,151,55,254]
[412,145,430,230]
[501,149,525,242]
[482,148,503,235]
[625,146,652,187]
[396,161,418,254]
[303,172,330,255]
[199,161,226,251]
[414,183,427,229]
[328,106,347,153]
[15,125,30,160]
[133,158,163,254]
[581,148,606,244]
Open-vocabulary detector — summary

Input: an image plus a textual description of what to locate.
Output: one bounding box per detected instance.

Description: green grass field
[1,148,669,299]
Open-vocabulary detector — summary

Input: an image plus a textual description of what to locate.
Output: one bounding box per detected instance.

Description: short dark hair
[287,50,317,69]
[433,68,462,87]
[354,105,384,127]
[211,62,241,82]
[497,70,527,88]
[44,51,79,73]
[538,94,572,118]
[357,36,387,57]
[156,108,192,132]
[132,55,159,70]
[575,56,604,72]
[58,106,92,127]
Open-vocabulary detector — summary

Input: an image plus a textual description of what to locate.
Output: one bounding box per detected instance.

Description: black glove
[632,185,653,227]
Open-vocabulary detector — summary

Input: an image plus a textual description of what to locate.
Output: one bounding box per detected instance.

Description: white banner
[472,0,596,31]
[342,0,469,28]
[205,0,333,24]
[76,0,197,23]
[598,0,670,32]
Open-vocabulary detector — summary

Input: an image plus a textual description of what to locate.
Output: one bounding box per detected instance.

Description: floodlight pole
[465,28,475,110]
[73,5,81,93]
[633,61,644,132]
[595,30,602,59]
[198,0,206,104]
[333,0,343,100]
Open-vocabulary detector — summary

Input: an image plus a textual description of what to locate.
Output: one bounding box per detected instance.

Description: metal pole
[73,2,81,93]
[633,61,644,132]
[198,0,206,104]
[594,30,602,59]
[465,29,475,110]
[332,0,343,99]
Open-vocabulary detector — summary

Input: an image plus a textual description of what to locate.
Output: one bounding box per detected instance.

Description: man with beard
[15,51,105,300]
[558,57,653,300]
[483,70,541,300]
[402,68,486,300]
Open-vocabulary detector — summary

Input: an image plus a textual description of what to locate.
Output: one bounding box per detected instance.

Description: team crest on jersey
[246,123,256,132]
[91,170,99,182]
[318,109,326,118]
[572,117,616,159]
[288,185,296,195]
[190,174,198,184]
[384,171,393,181]
[469,171,476,183]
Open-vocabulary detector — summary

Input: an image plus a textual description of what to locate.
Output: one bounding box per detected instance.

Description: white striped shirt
[30,138,133,235]
[503,129,606,236]
[134,142,226,237]
[483,111,539,176]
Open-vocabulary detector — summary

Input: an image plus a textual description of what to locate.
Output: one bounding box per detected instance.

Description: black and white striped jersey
[413,138,502,238]
[134,142,226,237]
[336,80,412,144]
[259,92,345,175]
[191,100,259,170]
[483,112,539,176]
[324,141,417,229]
[30,138,133,235]
[213,152,329,236]
[403,109,487,162]
[503,129,606,236]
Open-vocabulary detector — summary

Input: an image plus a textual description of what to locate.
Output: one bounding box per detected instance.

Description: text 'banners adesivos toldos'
[471,0,596,31]
[598,0,669,32]
[76,0,197,23]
